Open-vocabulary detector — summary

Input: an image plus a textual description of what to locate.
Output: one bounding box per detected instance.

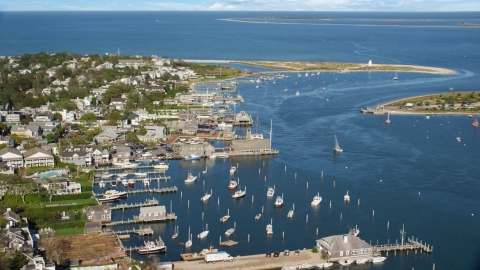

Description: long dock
[94,176,171,185]
[94,186,178,197]
[105,213,177,226]
[107,226,154,236]
[110,198,158,210]
[374,236,433,253]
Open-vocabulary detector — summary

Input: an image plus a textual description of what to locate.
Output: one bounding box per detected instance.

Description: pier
[94,186,178,197]
[106,226,154,236]
[104,213,177,226]
[110,198,159,210]
[374,237,433,253]
[94,175,171,185]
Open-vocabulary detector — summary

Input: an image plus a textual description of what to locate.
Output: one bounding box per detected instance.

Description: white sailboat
[334,134,343,152]
[185,227,192,248]
[311,193,322,206]
[385,112,391,124]
[393,71,398,81]
[344,191,350,202]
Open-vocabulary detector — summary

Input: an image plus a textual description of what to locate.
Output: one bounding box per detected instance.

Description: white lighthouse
[368,58,372,67]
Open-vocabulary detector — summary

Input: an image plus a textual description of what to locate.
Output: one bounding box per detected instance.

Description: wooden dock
[108,226,154,236]
[110,198,159,210]
[94,186,178,197]
[220,240,238,246]
[94,175,171,185]
[105,213,177,227]
[374,237,433,253]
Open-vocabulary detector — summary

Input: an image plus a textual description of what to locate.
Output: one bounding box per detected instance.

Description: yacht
[197,231,209,239]
[172,226,179,239]
[184,173,197,183]
[349,225,360,236]
[231,186,246,199]
[138,237,166,254]
[153,162,169,170]
[104,190,127,198]
[344,191,351,202]
[274,195,284,208]
[229,166,236,174]
[98,193,120,202]
[267,186,275,197]
[184,154,201,161]
[311,193,322,206]
[220,209,230,222]
[371,256,387,263]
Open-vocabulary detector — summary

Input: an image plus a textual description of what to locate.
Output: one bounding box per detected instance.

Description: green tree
[70,136,87,146]
[54,112,63,121]
[24,138,38,149]
[126,132,140,144]
[79,112,97,127]
[101,82,133,104]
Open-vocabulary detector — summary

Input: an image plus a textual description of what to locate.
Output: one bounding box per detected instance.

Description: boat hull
[138,246,166,254]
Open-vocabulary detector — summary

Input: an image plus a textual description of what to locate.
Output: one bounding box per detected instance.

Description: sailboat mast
[269,119,272,148]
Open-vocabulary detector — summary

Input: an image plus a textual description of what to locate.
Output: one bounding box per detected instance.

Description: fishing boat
[228,178,238,190]
[338,259,354,266]
[316,262,333,268]
[287,209,294,218]
[197,231,209,239]
[128,179,135,187]
[134,172,147,177]
[385,112,391,124]
[456,137,461,142]
[473,118,479,127]
[255,213,261,220]
[184,173,197,183]
[138,237,166,254]
[295,91,300,96]
[185,227,192,248]
[225,228,235,236]
[231,186,246,199]
[334,134,343,152]
[267,186,275,197]
[311,193,322,206]
[153,162,169,170]
[104,190,127,198]
[356,258,369,264]
[200,190,212,202]
[229,166,236,174]
[122,180,129,187]
[172,226,178,239]
[99,180,106,188]
[266,220,273,235]
[393,71,398,81]
[184,154,201,161]
[344,191,350,202]
[274,195,284,208]
[371,256,387,263]
[98,193,120,202]
[349,225,360,237]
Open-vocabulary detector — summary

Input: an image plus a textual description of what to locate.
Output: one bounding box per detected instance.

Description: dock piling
[306,182,308,189]
[248,234,250,242]
[329,200,332,208]
[285,166,286,172]
[316,228,318,236]
[388,221,390,229]
[306,214,308,223]
[333,181,335,187]
[252,195,254,204]
[203,180,205,186]
[321,171,324,178]
[263,161,265,167]
[259,168,260,174]
[202,212,204,220]
[283,231,284,239]
[181,191,182,199]
[262,206,264,213]
[358,199,360,206]
[295,173,297,179]
[188,200,189,209]
[340,213,342,219]
[264,176,266,182]
[372,210,375,217]
[218,197,220,206]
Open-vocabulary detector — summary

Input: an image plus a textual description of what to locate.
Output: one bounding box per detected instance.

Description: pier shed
[136,205,168,222]
[316,234,373,260]
[230,139,273,155]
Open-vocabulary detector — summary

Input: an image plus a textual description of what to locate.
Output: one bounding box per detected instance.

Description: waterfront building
[3,208,21,227]
[230,139,273,155]
[84,205,112,223]
[137,205,167,222]
[316,234,373,260]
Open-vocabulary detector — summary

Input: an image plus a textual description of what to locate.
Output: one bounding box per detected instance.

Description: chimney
[7,208,11,212]
[343,234,348,244]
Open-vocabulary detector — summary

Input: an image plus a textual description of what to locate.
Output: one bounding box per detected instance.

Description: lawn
[25,198,97,210]
[26,166,52,175]
[55,227,85,237]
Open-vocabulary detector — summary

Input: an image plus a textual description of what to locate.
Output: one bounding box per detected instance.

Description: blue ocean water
[1,11,480,269]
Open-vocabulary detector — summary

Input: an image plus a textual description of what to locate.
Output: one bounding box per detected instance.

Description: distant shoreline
[181,59,456,75]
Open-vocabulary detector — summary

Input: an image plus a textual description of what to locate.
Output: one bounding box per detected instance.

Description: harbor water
[1,11,480,269]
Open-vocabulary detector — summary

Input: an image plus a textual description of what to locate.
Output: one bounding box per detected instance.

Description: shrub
[51,192,92,201]
[312,246,319,253]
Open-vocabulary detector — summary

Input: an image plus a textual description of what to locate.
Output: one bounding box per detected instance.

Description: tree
[12,182,35,204]
[41,179,62,202]
[101,83,133,104]
[54,112,63,121]
[137,126,147,136]
[126,132,140,144]
[70,136,87,146]
[79,112,97,128]
[0,123,8,135]
[24,138,38,149]
[40,237,71,265]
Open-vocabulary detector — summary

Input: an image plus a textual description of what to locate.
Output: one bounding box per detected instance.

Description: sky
[0,0,478,12]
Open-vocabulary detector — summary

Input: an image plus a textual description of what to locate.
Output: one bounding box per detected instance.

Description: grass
[26,166,52,175]
[25,198,97,210]
[389,92,480,106]
[55,227,85,237]
[72,171,93,190]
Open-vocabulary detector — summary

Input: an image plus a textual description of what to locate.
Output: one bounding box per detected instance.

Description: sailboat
[393,71,398,81]
[185,226,192,248]
[172,226,178,239]
[473,118,479,127]
[251,113,263,140]
[334,135,343,152]
[385,112,391,124]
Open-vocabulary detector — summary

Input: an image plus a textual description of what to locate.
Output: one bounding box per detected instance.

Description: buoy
[419,192,421,195]
[346,166,348,169]
[380,179,382,182]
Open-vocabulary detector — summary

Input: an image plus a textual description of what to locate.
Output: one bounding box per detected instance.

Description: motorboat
[122,180,129,187]
[349,225,360,236]
[228,179,238,190]
[371,256,387,263]
[153,162,169,170]
[113,161,139,169]
[334,134,343,152]
[229,166,236,174]
[287,210,294,218]
[267,186,275,197]
[184,154,201,161]
[185,173,197,183]
[104,190,127,198]
[316,262,333,268]
[217,153,229,159]
[473,118,479,127]
[128,179,135,187]
[426,115,430,119]
[231,186,246,199]
[295,91,300,96]
[255,213,261,220]
[311,193,322,206]
[197,231,209,239]
[98,194,120,202]
[220,215,230,222]
[274,195,283,207]
[143,178,150,186]
[99,180,106,188]
[225,228,235,236]
[338,259,354,266]
[101,173,113,178]
[456,137,461,142]
[200,192,211,202]
[138,237,166,254]
[117,173,129,178]
[344,191,350,202]
[266,223,273,235]
[356,258,369,264]
[134,172,147,177]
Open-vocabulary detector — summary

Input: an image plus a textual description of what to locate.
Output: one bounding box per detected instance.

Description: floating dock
[110,198,159,211]
[94,186,178,197]
[374,237,433,253]
[220,240,238,246]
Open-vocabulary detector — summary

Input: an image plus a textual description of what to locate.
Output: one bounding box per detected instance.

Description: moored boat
[229,166,236,174]
[473,118,479,127]
[138,237,166,254]
[316,262,333,268]
[185,173,197,183]
[225,228,235,236]
[231,186,246,199]
[338,259,354,266]
[228,178,238,190]
[344,191,350,202]
[153,162,169,170]
[287,209,294,218]
[267,186,275,197]
[255,213,261,220]
[197,231,209,238]
[122,180,128,187]
[334,134,343,152]
[274,195,283,207]
[356,258,369,264]
[371,256,387,263]
[98,194,120,202]
[128,179,135,187]
[266,224,273,235]
[311,193,322,206]
[104,190,127,197]
[134,172,147,177]
[295,91,300,96]
[99,180,105,188]
[184,154,201,161]
[200,192,211,202]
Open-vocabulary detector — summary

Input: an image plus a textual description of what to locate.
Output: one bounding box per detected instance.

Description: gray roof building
[230,139,271,153]
[316,234,373,260]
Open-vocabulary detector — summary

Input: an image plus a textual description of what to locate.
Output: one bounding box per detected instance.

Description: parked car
[284,250,289,256]
[265,252,271,257]
[274,251,279,257]
[294,250,300,256]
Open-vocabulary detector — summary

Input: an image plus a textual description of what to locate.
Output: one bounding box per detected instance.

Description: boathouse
[137,205,167,222]
[316,234,373,260]
[230,139,272,155]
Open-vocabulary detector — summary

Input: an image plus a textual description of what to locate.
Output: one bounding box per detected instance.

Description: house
[115,146,131,160]
[183,120,198,135]
[230,139,272,155]
[0,148,24,168]
[3,208,21,227]
[6,113,22,123]
[33,113,53,122]
[84,205,111,223]
[136,205,167,222]
[102,149,110,163]
[84,221,102,233]
[95,129,119,143]
[0,227,25,251]
[60,146,87,166]
[87,145,104,164]
[41,177,81,194]
[144,126,166,140]
[167,120,186,133]
[0,136,15,147]
[10,124,42,138]
[23,147,54,167]
[109,98,127,110]
[316,234,373,260]
[22,255,56,270]
[116,59,145,69]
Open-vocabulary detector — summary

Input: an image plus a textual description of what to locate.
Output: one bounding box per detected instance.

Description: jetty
[94,186,178,197]
[374,236,433,253]
[104,213,177,226]
[110,198,158,211]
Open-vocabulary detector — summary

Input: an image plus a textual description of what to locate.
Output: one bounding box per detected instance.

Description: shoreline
[181,59,456,75]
